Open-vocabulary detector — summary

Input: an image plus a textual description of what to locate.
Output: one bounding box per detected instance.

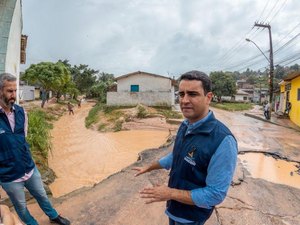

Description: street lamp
[245,38,270,63]
[245,35,274,119]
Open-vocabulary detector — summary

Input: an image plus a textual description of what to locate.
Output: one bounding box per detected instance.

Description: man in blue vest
[0,73,70,225]
[133,70,238,225]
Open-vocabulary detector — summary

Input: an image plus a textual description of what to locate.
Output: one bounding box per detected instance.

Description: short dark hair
[0,73,17,90]
[179,70,212,95]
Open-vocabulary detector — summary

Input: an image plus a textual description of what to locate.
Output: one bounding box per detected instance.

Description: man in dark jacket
[0,73,70,225]
[133,70,238,225]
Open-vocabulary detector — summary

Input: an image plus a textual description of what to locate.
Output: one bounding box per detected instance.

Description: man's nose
[181,94,190,103]
[11,91,17,97]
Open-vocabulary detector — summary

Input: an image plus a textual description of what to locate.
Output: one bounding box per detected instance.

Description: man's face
[178,79,213,123]
[0,80,17,109]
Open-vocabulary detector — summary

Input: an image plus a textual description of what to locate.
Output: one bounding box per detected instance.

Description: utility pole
[254,22,274,119]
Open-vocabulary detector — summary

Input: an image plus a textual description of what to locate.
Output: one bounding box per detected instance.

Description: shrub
[210,102,253,111]
[113,120,123,132]
[27,110,52,161]
[137,105,147,118]
[85,104,103,128]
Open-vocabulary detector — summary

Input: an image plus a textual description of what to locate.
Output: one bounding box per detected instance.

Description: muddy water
[239,153,300,189]
[49,103,170,197]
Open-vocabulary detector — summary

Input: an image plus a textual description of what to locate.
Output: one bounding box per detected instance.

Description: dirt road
[27,107,300,225]
[48,102,175,197]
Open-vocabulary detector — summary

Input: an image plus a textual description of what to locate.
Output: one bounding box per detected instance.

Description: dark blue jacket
[0,105,35,182]
[167,113,234,222]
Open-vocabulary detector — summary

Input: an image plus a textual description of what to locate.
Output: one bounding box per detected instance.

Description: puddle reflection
[239,153,300,189]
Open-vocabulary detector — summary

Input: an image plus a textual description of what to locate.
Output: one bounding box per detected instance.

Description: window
[298,88,300,101]
[20,35,28,64]
[131,85,139,92]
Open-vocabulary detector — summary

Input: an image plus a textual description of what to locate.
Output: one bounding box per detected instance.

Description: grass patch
[86,104,127,131]
[103,105,132,114]
[106,110,125,122]
[97,123,107,131]
[137,105,147,118]
[27,109,52,171]
[210,102,253,111]
[85,104,103,128]
[113,120,123,132]
[157,109,183,119]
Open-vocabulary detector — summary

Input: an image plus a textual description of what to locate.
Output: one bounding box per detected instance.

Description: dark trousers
[169,218,205,225]
[264,110,270,120]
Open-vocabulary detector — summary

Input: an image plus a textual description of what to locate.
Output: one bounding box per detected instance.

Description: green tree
[70,64,98,95]
[289,63,299,71]
[210,71,236,102]
[274,65,285,79]
[58,60,115,100]
[246,75,256,85]
[89,72,115,102]
[22,61,76,104]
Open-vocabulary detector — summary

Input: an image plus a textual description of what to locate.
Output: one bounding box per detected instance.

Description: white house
[234,89,250,102]
[19,84,34,101]
[107,71,175,107]
[0,0,25,103]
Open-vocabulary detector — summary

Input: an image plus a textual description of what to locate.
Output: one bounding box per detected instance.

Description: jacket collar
[0,104,15,114]
[183,111,217,135]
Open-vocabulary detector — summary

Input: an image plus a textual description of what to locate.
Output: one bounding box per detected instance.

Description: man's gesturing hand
[140,185,172,204]
[132,166,149,177]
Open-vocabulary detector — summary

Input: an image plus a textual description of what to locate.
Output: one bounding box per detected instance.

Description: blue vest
[0,105,35,182]
[167,113,234,222]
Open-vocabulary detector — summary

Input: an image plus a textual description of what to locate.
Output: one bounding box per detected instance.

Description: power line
[257,0,272,22]
[273,22,300,49]
[215,1,276,70]
[261,0,281,23]
[269,0,288,23]
[224,53,267,71]
[216,28,262,70]
[276,51,300,65]
[282,55,300,66]
[274,32,300,54]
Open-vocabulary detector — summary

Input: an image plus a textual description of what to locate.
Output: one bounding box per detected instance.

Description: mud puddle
[239,152,300,189]
[48,103,172,198]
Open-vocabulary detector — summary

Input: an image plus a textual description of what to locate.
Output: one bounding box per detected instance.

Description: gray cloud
[21,0,300,76]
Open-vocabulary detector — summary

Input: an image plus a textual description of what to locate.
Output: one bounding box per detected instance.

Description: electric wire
[269,0,288,23]
[261,0,281,23]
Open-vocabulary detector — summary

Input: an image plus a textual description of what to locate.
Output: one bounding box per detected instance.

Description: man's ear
[206,92,213,102]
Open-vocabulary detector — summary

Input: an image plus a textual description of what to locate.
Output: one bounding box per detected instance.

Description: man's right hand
[132,166,149,177]
[132,162,162,177]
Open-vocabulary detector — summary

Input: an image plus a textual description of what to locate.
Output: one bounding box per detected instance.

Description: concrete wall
[107,91,173,106]
[0,0,22,103]
[5,0,22,77]
[289,76,300,127]
[107,72,175,106]
[117,73,172,92]
[235,95,249,102]
[19,85,34,101]
[0,0,19,74]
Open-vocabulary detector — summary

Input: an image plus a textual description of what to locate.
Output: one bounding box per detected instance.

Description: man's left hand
[140,185,172,204]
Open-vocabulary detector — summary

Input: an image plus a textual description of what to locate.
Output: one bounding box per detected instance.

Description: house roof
[236,89,249,95]
[284,71,300,81]
[116,71,171,80]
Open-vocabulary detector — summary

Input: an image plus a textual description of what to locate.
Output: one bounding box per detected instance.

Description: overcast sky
[21,0,300,77]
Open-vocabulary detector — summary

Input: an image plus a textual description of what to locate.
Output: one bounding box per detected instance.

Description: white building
[0,0,25,102]
[19,84,34,101]
[107,71,175,107]
[234,89,250,102]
